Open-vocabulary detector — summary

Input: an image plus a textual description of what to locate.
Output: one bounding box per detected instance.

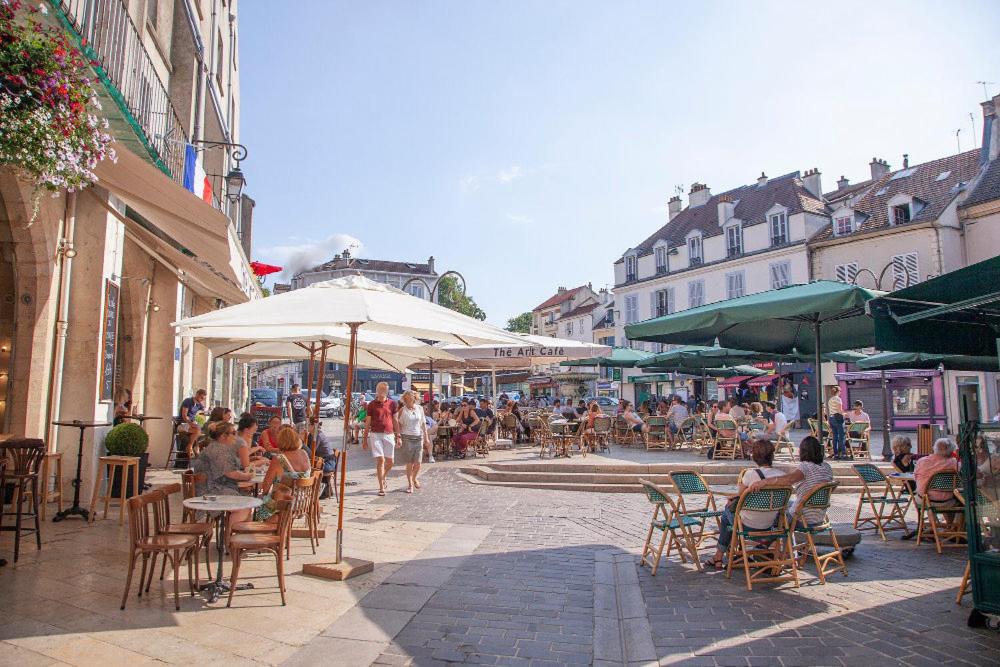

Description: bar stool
[0,438,46,563]
[88,456,140,525]
[37,452,64,521]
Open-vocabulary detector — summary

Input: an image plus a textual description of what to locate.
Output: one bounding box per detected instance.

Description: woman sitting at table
[621,401,646,435]
[582,401,602,451]
[257,416,283,454]
[257,427,312,522]
[703,438,784,570]
[193,421,256,529]
[505,401,531,443]
[746,435,834,526]
[235,413,268,468]
[348,405,367,444]
[452,400,480,455]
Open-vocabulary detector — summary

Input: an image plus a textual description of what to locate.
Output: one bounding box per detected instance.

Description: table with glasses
[182,494,262,603]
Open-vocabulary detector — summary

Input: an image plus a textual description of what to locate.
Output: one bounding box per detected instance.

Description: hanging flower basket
[0,0,115,198]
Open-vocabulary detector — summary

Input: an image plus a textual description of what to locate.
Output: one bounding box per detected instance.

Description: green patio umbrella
[625,281,882,425]
[560,347,653,367]
[635,345,865,369]
[641,365,768,379]
[867,255,1000,359]
[857,351,999,372]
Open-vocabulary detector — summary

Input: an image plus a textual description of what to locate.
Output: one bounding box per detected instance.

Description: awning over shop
[747,374,779,388]
[94,147,253,304]
[719,376,753,388]
[628,373,674,383]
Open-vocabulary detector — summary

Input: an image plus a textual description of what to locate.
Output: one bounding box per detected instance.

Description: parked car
[249,387,279,408]
[585,396,620,414]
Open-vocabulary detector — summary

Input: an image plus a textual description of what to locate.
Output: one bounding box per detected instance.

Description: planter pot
[110,452,149,498]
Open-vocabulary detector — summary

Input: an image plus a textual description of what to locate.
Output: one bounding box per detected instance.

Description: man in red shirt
[363,382,400,496]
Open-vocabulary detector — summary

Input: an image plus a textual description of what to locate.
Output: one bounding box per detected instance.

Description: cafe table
[182,494,262,603]
[129,414,163,429]
[51,420,111,522]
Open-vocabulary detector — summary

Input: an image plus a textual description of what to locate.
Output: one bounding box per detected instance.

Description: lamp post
[853,262,913,460]
[190,139,248,221]
[401,271,468,401]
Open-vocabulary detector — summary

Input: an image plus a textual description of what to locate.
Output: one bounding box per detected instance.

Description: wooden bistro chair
[668,470,724,558]
[774,423,796,461]
[0,438,45,563]
[711,418,739,460]
[592,415,613,454]
[227,499,295,607]
[286,473,320,559]
[638,479,703,575]
[845,422,871,460]
[613,416,639,447]
[154,482,213,581]
[852,463,910,540]
[644,416,670,451]
[914,470,965,554]
[472,418,492,458]
[789,482,848,584]
[726,486,799,591]
[120,492,199,610]
[498,413,518,442]
[808,418,833,458]
[533,417,555,458]
[677,416,699,450]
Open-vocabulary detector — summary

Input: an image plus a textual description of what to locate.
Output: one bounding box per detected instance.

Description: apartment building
[0,0,257,496]
[530,284,600,337]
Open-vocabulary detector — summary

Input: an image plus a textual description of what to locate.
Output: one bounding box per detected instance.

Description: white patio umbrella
[173,275,522,578]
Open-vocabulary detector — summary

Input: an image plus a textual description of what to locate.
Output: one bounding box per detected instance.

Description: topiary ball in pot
[104,422,149,457]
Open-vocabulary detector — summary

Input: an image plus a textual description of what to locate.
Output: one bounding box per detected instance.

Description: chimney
[557,286,567,294]
[902,154,909,169]
[689,182,711,207]
[427,255,435,273]
[870,157,891,181]
[801,168,823,198]
[757,172,768,187]
[599,288,610,304]
[667,195,682,221]
[982,94,999,162]
[342,247,351,259]
[837,175,849,190]
[717,194,735,225]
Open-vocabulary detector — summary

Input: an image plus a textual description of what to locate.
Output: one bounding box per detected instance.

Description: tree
[436,275,486,321]
[506,312,532,333]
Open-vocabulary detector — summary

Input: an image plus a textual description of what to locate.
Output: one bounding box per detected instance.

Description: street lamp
[224,166,246,204]
[190,139,248,205]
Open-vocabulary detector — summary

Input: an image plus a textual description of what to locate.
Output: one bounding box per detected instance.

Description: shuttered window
[726,271,745,299]
[892,252,919,288]
[688,280,705,308]
[652,288,674,318]
[769,261,791,289]
[835,262,859,284]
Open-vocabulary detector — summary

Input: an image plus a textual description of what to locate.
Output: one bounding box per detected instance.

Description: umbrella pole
[303,323,374,581]
[492,368,497,399]
[813,321,824,439]
[304,344,316,424]
[311,344,328,468]
[880,369,892,460]
[429,358,434,403]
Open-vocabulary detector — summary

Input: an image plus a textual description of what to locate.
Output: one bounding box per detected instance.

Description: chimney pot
[667,195,683,221]
[837,175,849,190]
[870,157,891,181]
[427,255,435,273]
[757,172,768,186]
[557,286,567,294]
[903,154,909,169]
[801,168,823,198]
[688,182,712,207]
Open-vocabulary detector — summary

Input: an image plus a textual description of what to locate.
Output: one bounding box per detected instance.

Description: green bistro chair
[845,422,871,460]
[915,470,965,553]
[638,479,706,575]
[712,418,739,460]
[790,482,848,584]
[592,415,613,454]
[644,416,670,451]
[726,486,799,591]
[669,470,724,556]
[852,463,910,539]
[678,416,699,449]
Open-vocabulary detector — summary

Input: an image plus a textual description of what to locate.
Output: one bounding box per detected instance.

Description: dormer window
[769,212,788,246]
[725,224,743,258]
[654,244,668,275]
[834,214,853,236]
[687,235,703,265]
[625,255,637,282]
[891,203,911,225]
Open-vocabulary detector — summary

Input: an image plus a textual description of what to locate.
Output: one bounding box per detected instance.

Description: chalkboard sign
[99,279,120,402]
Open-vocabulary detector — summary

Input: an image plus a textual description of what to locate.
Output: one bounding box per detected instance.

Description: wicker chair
[852,463,910,540]
[498,413,518,442]
[644,416,670,451]
[846,422,871,460]
[592,415,613,454]
[726,486,799,590]
[712,418,739,460]
[472,418,493,457]
[790,482,847,584]
[638,478,699,575]
[914,470,965,553]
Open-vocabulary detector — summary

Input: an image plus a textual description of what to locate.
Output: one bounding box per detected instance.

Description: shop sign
[611,368,622,381]
[753,361,775,370]
[99,280,119,402]
[488,346,566,358]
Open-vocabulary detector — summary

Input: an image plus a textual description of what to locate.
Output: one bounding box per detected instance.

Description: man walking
[363,382,399,496]
[827,385,846,460]
[286,383,309,433]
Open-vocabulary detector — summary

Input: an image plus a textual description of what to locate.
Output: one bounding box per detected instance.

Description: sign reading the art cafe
[490,346,567,358]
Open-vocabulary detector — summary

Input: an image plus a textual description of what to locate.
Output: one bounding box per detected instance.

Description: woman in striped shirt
[745,436,834,527]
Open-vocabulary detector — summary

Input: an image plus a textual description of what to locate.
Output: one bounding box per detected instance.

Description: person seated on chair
[746,436,833,530]
[257,416,283,454]
[476,398,497,435]
[574,399,588,420]
[452,400,480,455]
[621,401,646,435]
[666,395,689,435]
[914,438,962,531]
[703,438,784,570]
[891,435,917,539]
[729,401,746,421]
[177,388,207,458]
[846,400,870,427]
[763,402,788,438]
[313,421,339,499]
[235,413,268,468]
[582,401,602,450]
[193,421,255,534]
[656,398,672,417]
[257,427,313,522]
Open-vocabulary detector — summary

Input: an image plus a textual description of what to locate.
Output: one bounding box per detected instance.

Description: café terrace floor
[2,428,998,666]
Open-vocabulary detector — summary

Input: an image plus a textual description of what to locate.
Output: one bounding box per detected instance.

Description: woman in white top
[397,391,430,493]
[704,439,785,569]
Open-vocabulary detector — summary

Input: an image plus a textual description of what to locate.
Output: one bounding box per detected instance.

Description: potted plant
[104,422,149,498]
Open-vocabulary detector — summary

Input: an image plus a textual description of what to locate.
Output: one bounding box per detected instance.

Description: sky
[239,0,1000,327]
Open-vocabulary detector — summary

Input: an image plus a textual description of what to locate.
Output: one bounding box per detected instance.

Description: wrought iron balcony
[49,0,189,184]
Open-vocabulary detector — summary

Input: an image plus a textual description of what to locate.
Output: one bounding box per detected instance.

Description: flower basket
[0,1,114,204]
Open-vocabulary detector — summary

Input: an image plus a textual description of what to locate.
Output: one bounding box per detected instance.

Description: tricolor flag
[182,144,214,204]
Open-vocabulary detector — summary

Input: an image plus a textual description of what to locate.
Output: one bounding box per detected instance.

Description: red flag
[250,261,283,277]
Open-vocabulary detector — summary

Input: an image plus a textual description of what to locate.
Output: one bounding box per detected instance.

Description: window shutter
[666,287,675,314]
[650,291,657,319]
[892,253,919,288]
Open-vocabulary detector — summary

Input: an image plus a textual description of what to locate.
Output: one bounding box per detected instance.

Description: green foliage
[104,422,149,456]
[506,312,532,333]
[437,275,486,321]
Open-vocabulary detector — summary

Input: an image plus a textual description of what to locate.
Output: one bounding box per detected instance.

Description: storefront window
[971,429,1000,554]
[892,386,930,416]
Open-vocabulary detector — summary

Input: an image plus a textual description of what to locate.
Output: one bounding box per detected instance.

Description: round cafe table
[182,494,262,603]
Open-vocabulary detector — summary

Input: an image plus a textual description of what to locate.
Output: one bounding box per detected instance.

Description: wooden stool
[89,456,140,525]
[0,439,45,563]
[38,452,64,521]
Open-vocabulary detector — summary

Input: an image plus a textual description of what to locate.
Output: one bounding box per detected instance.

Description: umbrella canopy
[249,261,283,277]
[175,274,525,346]
[635,345,866,370]
[867,255,1000,358]
[857,351,999,372]
[641,364,768,379]
[560,347,653,368]
[425,334,611,371]
[625,281,881,353]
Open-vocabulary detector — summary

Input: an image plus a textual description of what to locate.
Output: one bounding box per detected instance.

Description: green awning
[560,347,653,368]
[625,281,881,353]
[857,351,999,372]
[868,256,1000,357]
[635,345,866,370]
[628,373,674,383]
[638,365,767,379]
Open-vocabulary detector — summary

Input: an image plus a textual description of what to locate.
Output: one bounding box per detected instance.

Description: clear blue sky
[240,0,1000,327]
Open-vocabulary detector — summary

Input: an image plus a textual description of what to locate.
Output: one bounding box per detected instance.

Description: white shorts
[369,432,395,459]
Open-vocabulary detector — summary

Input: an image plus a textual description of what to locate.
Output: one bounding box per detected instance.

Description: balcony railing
[51,0,189,183]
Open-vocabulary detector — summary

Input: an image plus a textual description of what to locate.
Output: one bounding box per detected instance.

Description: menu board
[99,279,119,402]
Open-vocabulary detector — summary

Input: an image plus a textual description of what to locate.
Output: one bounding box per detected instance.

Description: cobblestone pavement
[2,436,998,667]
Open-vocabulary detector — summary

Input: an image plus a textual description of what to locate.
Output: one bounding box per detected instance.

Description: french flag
[182,144,213,203]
